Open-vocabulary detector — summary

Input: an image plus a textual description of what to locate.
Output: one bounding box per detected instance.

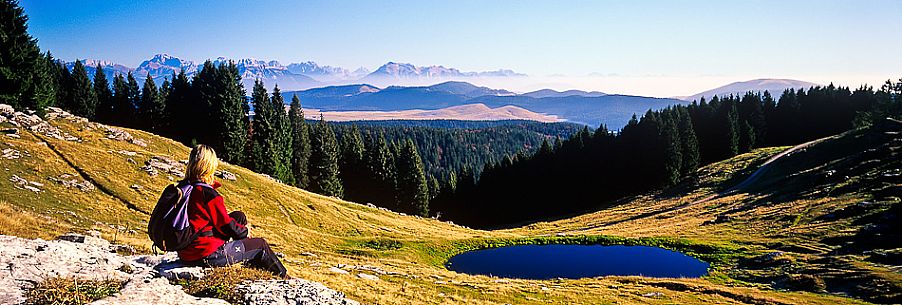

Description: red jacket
[177,180,248,262]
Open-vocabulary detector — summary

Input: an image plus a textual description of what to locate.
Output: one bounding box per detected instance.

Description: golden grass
[177,265,277,303]
[0,115,884,304]
[24,277,123,305]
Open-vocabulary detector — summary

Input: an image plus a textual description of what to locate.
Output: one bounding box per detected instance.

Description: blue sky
[19,0,902,96]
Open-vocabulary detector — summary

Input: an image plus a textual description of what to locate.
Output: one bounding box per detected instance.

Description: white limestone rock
[236,279,360,305]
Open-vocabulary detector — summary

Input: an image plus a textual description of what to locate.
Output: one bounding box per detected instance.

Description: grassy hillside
[1,107,894,304]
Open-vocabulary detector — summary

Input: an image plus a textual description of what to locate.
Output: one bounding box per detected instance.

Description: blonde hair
[186,144,219,183]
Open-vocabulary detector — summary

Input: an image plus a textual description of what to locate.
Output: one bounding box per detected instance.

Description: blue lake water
[445,245,709,279]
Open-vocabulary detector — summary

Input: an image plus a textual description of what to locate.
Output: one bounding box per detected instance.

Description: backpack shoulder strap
[187,181,218,203]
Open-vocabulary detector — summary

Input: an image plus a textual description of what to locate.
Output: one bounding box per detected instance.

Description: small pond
[445,245,709,279]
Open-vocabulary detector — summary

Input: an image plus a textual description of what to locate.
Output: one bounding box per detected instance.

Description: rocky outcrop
[0,106,80,142]
[236,280,360,305]
[0,234,357,305]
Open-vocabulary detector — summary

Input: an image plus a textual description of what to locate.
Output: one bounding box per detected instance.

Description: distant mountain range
[64,53,526,91]
[61,54,821,127]
[359,62,526,88]
[286,81,685,127]
[305,104,560,123]
[678,78,819,101]
[522,89,606,98]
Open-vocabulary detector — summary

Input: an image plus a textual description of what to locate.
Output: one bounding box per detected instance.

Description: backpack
[147,181,213,252]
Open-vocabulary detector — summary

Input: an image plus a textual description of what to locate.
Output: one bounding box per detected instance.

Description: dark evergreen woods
[434,85,902,227]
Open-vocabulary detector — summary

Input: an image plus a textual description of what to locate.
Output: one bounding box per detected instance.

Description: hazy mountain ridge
[523,89,606,98]
[286,82,686,127]
[679,78,819,101]
[304,103,560,122]
[286,61,370,82]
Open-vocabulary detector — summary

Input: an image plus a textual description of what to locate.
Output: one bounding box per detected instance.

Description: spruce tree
[140,74,165,133]
[164,70,191,142]
[195,61,247,164]
[718,97,740,158]
[125,71,140,127]
[537,138,553,156]
[48,54,71,108]
[68,60,97,119]
[93,65,114,124]
[677,107,700,177]
[427,174,440,201]
[250,80,274,173]
[309,117,343,197]
[395,139,430,216]
[111,74,130,126]
[364,132,397,208]
[338,125,366,202]
[288,94,311,188]
[0,0,51,112]
[216,62,249,164]
[739,120,755,153]
[739,92,766,147]
[661,110,682,186]
[270,85,294,184]
[30,52,55,115]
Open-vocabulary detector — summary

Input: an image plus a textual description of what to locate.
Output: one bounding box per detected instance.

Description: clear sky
[19,0,902,97]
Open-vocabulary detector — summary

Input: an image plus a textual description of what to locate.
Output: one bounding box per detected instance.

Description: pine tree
[309,117,343,197]
[364,132,397,208]
[125,71,140,127]
[427,174,440,201]
[288,94,311,188]
[248,81,292,182]
[196,61,247,164]
[30,52,54,115]
[537,138,553,156]
[661,110,682,186]
[739,92,766,147]
[0,0,51,112]
[67,60,97,119]
[395,139,430,216]
[92,65,114,124]
[338,125,366,202]
[677,107,700,177]
[270,85,294,184]
[249,80,274,173]
[739,120,755,153]
[164,70,191,142]
[140,74,165,133]
[216,62,249,164]
[111,74,130,126]
[719,97,740,158]
[48,54,71,109]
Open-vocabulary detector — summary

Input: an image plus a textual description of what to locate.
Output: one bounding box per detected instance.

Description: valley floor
[0,106,897,304]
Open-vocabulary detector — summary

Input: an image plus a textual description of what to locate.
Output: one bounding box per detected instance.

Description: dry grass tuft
[177,265,277,303]
[24,277,123,305]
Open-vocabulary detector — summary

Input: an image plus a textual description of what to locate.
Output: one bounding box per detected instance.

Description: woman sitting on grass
[177,144,287,278]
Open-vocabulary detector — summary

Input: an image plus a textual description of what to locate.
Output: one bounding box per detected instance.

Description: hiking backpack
[147,182,212,251]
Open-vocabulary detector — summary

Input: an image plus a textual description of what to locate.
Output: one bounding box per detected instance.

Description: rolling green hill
[1,105,895,304]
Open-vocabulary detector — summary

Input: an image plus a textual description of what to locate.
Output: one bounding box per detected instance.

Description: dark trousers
[202,211,287,277]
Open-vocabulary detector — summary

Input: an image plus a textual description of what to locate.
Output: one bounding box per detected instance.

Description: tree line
[330,122,581,183]
[434,82,902,227]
